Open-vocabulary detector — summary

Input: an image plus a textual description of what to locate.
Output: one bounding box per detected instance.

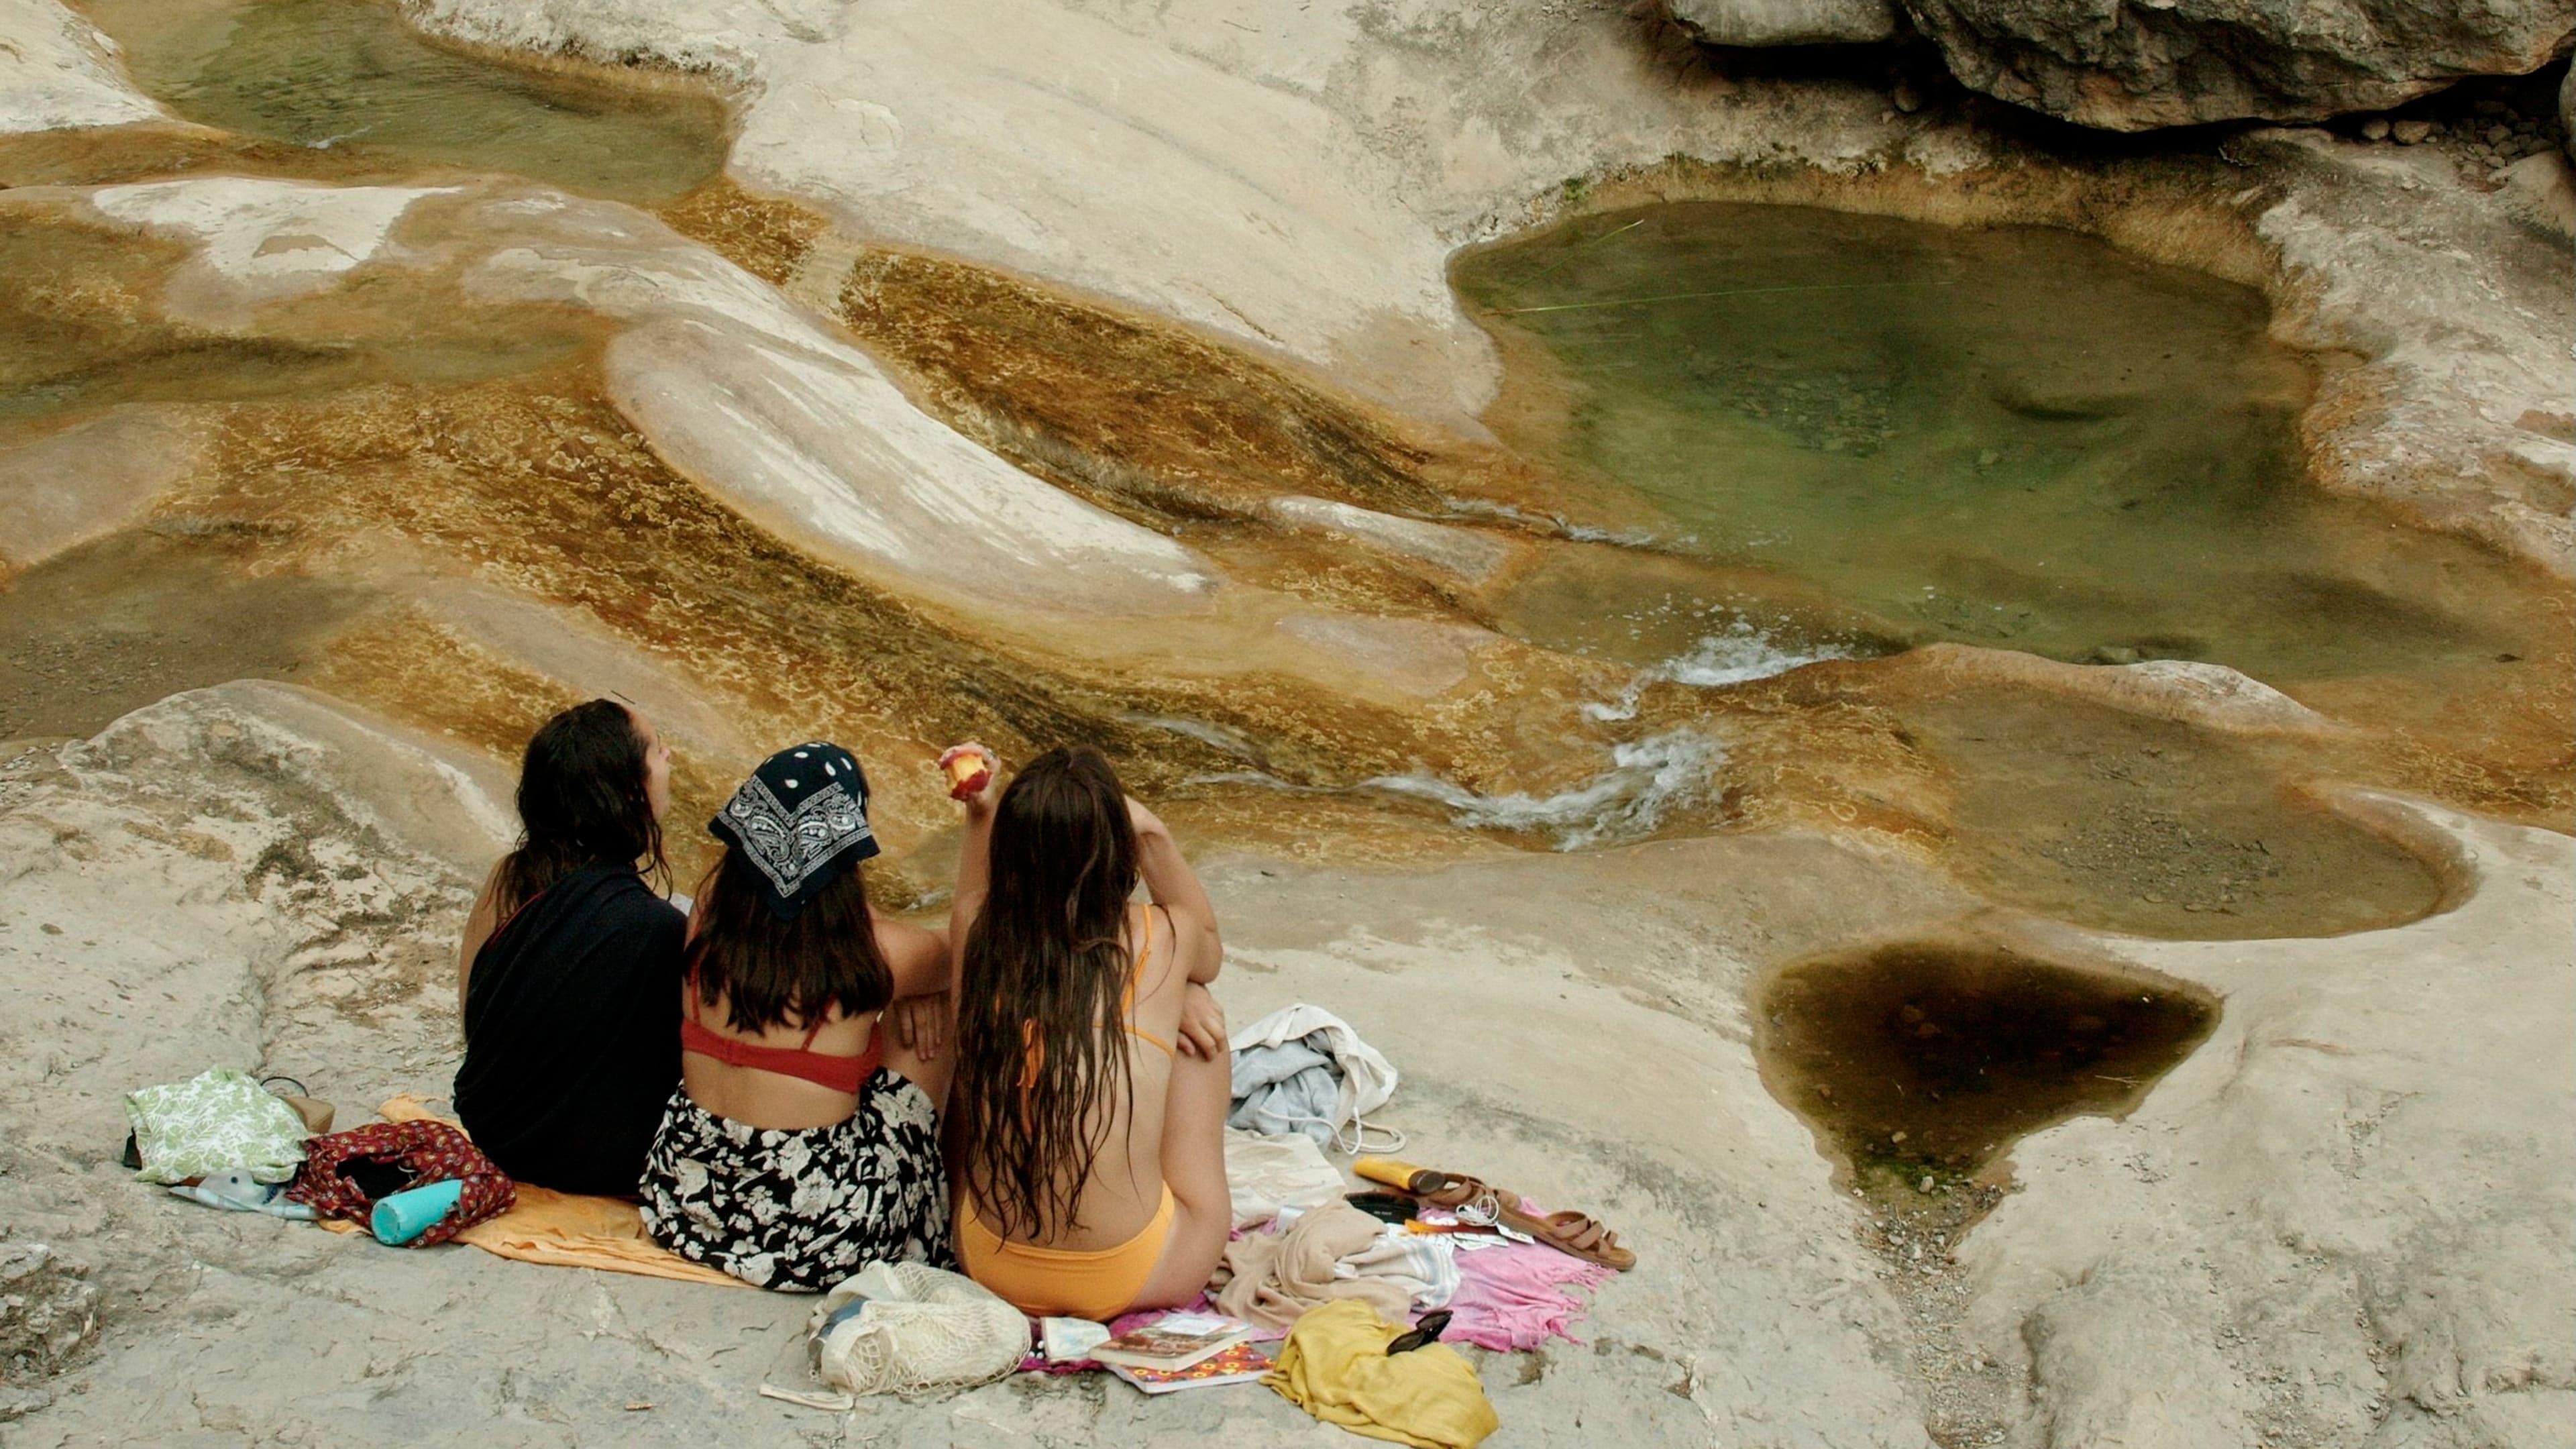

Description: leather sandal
[1354,1157,1637,1271]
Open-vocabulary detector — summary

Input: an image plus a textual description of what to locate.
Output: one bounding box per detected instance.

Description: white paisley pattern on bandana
[722,771,874,902]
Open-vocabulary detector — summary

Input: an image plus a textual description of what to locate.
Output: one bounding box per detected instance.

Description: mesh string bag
[807,1261,1031,1396]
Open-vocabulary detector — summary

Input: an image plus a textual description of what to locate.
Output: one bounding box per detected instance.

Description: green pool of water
[81,0,730,204]
[1456,203,2535,682]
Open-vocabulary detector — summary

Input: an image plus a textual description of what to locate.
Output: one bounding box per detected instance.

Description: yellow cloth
[314,1096,744,1289]
[1264,1300,1498,1449]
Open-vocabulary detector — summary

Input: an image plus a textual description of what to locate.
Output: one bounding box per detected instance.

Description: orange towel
[313,1096,745,1289]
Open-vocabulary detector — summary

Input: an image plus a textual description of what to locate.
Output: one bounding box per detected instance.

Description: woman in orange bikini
[946,745,1232,1321]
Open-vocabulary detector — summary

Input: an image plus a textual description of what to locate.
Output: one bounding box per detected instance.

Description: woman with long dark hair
[948,745,1232,1320]
[453,698,683,1197]
[637,742,955,1290]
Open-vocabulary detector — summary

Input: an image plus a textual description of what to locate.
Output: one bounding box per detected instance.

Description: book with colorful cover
[1088,1312,1253,1371]
[1106,1340,1275,1395]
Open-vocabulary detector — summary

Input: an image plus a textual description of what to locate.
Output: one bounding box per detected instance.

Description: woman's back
[455,863,683,1195]
[1024,904,1185,1250]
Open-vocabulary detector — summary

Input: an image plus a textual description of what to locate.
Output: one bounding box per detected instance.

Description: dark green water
[1456,203,2536,682]
[81,0,729,203]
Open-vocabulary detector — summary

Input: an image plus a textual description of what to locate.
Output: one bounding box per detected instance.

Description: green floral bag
[124,1068,311,1185]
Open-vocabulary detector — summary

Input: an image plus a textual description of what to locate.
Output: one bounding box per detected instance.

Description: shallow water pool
[1455,203,2536,684]
[80,0,730,204]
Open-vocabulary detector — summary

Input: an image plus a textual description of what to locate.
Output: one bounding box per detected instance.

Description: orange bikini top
[1020,906,1173,1087]
[681,975,879,1095]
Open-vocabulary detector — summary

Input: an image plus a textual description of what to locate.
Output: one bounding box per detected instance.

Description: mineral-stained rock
[1896,0,2573,131]
[1669,0,1904,47]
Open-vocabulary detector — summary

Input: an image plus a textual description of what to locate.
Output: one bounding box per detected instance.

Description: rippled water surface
[1456,203,2540,683]
[81,0,729,203]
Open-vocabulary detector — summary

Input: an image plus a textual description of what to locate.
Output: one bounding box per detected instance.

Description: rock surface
[1670,0,1904,48]
[1963,794,2575,1446]
[5,686,2565,1448]
[0,682,1961,1446]
[1899,0,2573,131]
[0,0,164,136]
[397,0,1908,425]
[0,407,202,572]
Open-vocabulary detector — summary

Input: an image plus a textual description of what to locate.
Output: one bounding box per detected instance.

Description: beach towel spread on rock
[311,1095,745,1286]
[286,1118,515,1247]
[124,1067,311,1185]
[1228,1003,1398,1150]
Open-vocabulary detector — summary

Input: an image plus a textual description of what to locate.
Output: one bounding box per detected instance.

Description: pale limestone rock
[455,190,1218,619]
[398,0,1914,425]
[1264,495,1515,581]
[0,407,201,572]
[2246,131,2576,574]
[1962,794,2576,1446]
[0,0,164,134]
[1,683,1968,1446]
[1896,644,2344,735]
[1898,0,2574,131]
[1670,0,1904,46]
[86,178,460,327]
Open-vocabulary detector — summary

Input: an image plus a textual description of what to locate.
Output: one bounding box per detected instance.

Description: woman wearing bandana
[637,743,957,1290]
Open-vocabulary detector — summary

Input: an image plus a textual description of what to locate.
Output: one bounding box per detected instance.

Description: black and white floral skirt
[637,1069,953,1291]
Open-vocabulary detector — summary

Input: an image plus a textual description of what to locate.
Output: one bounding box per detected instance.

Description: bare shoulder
[874,914,948,992]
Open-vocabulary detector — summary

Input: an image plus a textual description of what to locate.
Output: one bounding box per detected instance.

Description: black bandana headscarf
[708,742,879,919]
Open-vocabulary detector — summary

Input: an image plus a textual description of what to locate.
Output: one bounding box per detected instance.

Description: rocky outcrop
[1900,0,2572,131]
[0,0,164,135]
[1964,795,2576,1446]
[1670,0,1904,48]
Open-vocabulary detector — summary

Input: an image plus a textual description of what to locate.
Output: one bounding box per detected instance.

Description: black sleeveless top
[454,865,685,1197]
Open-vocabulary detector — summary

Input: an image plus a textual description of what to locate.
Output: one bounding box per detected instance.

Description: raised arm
[1128,797,1221,984]
[943,743,1000,997]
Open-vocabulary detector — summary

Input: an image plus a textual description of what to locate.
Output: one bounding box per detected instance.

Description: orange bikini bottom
[955,1185,1177,1321]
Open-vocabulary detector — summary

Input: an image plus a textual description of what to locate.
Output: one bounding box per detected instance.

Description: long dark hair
[951,745,1144,1240]
[493,699,664,918]
[686,848,894,1037]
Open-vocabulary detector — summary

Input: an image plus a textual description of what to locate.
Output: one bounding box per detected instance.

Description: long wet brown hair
[687,843,893,1038]
[951,745,1144,1240]
[494,699,666,918]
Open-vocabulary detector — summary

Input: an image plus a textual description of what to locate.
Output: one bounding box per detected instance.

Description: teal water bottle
[370,1179,464,1245]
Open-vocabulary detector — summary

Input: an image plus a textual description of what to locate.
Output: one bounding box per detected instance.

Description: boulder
[1896,0,2574,130]
[2562,61,2573,160]
[1669,0,1904,47]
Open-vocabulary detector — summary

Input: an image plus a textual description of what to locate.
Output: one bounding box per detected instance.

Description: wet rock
[2392,118,2433,143]
[0,0,166,133]
[1898,0,2574,130]
[0,407,203,573]
[1668,0,1904,47]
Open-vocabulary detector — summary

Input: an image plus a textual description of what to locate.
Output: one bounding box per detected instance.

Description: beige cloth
[315,1096,743,1288]
[1225,1128,1348,1230]
[1212,1200,1415,1335]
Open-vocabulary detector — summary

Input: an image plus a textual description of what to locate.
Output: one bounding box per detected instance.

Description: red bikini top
[680,976,879,1095]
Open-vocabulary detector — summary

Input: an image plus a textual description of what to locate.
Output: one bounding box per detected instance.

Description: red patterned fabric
[285,1120,516,1247]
